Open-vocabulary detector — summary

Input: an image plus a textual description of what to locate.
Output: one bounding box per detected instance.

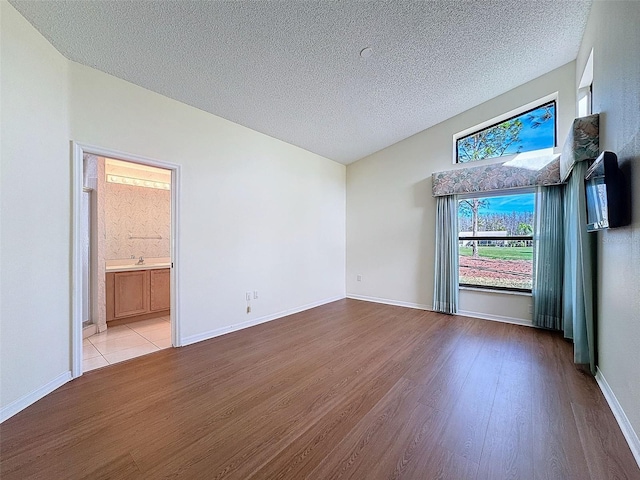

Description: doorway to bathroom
[72,144,181,377]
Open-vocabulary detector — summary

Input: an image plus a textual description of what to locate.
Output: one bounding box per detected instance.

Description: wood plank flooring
[1,299,638,479]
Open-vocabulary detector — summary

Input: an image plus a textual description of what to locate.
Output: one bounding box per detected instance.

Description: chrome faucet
[136,256,145,265]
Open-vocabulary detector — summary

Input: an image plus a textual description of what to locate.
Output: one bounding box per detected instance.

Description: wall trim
[457,309,533,327]
[182,295,345,347]
[0,371,71,423]
[595,368,640,469]
[346,294,432,311]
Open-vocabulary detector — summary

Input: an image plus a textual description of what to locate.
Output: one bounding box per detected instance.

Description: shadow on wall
[617,128,638,229]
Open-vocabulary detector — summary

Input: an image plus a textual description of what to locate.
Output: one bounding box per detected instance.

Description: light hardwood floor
[1,299,638,479]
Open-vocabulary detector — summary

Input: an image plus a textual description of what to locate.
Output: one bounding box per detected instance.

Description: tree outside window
[458,193,534,291]
[456,101,556,163]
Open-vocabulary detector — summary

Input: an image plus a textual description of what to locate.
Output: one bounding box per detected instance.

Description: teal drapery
[532,185,565,329]
[433,195,459,314]
[562,161,597,373]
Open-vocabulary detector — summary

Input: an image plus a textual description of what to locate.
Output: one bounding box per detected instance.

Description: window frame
[452,93,558,165]
[578,48,594,117]
[457,189,535,293]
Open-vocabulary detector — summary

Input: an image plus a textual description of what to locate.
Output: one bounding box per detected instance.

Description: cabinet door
[114,270,149,318]
[150,269,171,312]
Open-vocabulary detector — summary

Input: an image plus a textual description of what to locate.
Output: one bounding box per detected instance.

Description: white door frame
[71,142,182,377]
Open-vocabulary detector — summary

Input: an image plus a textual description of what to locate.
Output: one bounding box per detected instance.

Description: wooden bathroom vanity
[106,267,170,325]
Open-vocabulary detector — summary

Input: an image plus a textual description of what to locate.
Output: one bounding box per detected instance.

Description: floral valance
[432,153,562,197]
[560,113,599,181]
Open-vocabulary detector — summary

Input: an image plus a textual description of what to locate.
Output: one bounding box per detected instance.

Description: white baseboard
[346,294,432,311]
[181,295,345,347]
[1,371,72,423]
[595,368,640,469]
[346,295,531,327]
[82,324,97,338]
[457,309,533,327]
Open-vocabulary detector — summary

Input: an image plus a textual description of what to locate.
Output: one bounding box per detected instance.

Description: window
[578,86,592,117]
[458,192,534,292]
[456,100,556,164]
[578,49,594,117]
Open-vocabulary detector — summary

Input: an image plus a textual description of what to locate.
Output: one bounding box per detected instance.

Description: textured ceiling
[9,1,592,164]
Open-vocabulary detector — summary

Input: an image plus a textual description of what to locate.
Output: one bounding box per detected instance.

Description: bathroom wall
[105,182,171,260]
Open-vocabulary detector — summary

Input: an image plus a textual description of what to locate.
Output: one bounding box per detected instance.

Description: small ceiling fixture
[360,47,373,58]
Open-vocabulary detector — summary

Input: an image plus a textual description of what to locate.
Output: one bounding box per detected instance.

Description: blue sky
[486,194,535,214]
[503,104,555,154]
[458,103,556,162]
[459,193,535,216]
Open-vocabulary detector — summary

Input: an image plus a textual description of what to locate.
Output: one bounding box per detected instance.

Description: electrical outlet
[247,305,251,314]
[253,290,258,299]
[246,292,251,302]
[357,274,362,282]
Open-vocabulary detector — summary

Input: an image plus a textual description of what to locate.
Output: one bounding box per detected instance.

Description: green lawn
[459,246,533,261]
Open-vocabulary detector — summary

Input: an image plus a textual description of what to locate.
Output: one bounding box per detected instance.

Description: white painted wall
[458,289,531,326]
[1,2,71,412]
[346,62,576,322]
[68,63,346,343]
[577,0,640,449]
[1,2,345,416]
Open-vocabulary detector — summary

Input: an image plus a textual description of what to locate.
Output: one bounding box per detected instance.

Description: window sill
[459,286,532,297]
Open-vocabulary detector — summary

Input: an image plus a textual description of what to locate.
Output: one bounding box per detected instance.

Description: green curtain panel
[562,161,597,374]
[533,185,565,329]
[433,195,459,314]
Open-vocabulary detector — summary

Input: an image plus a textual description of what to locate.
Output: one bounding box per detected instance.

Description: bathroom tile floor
[83,316,171,372]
